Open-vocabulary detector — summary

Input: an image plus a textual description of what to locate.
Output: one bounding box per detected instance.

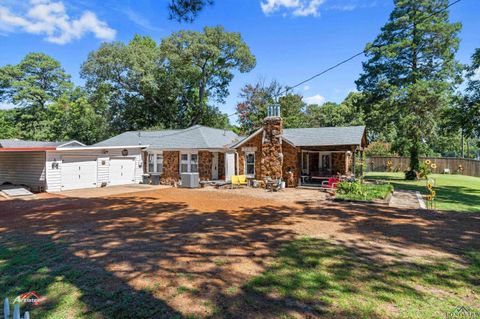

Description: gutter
[56,145,149,151]
[0,147,56,152]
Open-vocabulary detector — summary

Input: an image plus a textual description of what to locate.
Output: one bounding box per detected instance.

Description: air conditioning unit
[181,172,199,188]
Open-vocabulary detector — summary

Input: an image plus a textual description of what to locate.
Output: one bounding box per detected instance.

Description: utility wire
[227,0,462,118]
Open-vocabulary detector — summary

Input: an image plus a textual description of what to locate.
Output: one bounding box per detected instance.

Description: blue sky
[1,0,479,124]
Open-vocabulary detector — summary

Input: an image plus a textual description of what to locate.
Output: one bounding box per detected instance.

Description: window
[148,154,155,173]
[180,152,198,173]
[156,154,163,174]
[190,154,198,173]
[147,152,163,173]
[321,154,331,171]
[245,152,255,177]
[302,152,309,174]
[181,154,189,173]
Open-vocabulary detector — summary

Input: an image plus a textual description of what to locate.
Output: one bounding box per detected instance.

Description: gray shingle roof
[282,126,366,147]
[94,125,240,149]
[0,139,66,148]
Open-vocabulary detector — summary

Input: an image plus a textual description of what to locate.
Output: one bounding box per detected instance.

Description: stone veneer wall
[218,153,225,179]
[260,117,283,180]
[198,151,212,181]
[332,152,347,175]
[161,151,179,185]
[282,143,299,187]
[237,132,263,177]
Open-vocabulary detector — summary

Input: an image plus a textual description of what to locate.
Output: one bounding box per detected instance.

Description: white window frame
[245,151,255,178]
[147,151,163,174]
[179,151,198,173]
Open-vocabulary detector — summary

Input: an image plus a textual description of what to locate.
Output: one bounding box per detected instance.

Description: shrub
[405,170,418,180]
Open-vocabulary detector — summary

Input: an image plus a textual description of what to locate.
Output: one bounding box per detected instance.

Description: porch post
[352,149,356,176]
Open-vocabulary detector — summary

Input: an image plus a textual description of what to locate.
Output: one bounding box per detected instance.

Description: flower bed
[335,181,394,202]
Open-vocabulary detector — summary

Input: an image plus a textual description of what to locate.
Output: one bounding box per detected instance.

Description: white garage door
[109,158,136,185]
[62,157,97,190]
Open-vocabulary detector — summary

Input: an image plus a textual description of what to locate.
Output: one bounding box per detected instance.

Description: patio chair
[266,178,283,192]
[231,175,248,188]
[320,177,339,192]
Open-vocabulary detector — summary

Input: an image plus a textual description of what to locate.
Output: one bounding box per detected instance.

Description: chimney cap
[267,104,281,118]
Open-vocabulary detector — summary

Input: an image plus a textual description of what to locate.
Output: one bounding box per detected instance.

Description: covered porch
[297,145,362,187]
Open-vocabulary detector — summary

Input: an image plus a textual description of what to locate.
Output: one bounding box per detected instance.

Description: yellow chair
[238,175,248,186]
[231,175,248,188]
[231,175,240,188]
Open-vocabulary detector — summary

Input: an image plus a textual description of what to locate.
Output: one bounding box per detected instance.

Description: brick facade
[161,151,179,185]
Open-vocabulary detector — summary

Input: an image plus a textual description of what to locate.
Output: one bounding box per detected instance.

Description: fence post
[4,297,10,319]
[13,303,20,319]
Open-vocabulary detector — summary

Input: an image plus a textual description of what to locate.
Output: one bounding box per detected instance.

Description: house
[93,125,241,185]
[231,107,367,187]
[0,108,366,192]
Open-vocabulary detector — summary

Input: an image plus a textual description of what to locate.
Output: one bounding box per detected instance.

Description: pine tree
[356,0,462,178]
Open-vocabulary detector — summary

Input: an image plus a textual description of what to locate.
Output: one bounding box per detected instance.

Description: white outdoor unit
[180,172,199,188]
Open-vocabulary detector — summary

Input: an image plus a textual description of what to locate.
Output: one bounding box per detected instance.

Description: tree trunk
[461,130,464,158]
[409,142,420,172]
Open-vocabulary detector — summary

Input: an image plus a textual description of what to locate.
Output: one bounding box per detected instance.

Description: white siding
[46,148,144,192]
[0,151,46,192]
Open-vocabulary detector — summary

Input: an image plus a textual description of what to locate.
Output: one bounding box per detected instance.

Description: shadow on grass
[226,237,480,319]
[0,190,479,318]
[366,174,480,213]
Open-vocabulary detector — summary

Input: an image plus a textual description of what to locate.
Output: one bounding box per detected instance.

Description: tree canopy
[168,0,214,22]
[356,0,462,173]
[82,27,255,132]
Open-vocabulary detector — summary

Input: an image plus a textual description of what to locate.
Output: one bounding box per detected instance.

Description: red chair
[321,178,339,191]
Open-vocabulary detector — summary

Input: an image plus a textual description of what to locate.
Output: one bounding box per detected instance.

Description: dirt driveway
[0,188,478,318]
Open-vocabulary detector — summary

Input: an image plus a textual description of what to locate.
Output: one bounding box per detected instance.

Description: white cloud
[303,85,310,91]
[260,0,325,17]
[0,0,115,44]
[121,7,164,33]
[473,68,480,81]
[260,0,383,17]
[303,94,325,105]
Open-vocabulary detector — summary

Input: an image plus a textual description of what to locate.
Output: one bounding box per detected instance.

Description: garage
[109,157,136,186]
[61,156,98,191]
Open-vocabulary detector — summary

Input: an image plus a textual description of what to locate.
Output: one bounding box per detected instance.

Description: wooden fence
[366,156,480,177]
[3,298,30,319]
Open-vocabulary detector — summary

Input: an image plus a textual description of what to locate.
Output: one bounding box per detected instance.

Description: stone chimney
[261,104,283,179]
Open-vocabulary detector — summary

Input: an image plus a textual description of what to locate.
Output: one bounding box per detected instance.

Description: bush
[364,141,395,157]
[405,170,418,180]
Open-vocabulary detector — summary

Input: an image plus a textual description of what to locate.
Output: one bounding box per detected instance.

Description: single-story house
[0,107,366,192]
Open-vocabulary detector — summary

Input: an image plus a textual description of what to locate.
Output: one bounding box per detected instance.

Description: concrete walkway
[389,190,422,209]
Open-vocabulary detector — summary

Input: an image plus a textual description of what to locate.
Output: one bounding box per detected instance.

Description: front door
[212,152,219,180]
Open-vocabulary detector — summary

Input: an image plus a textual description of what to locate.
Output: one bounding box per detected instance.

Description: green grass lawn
[365,172,480,213]
[247,237,480,319]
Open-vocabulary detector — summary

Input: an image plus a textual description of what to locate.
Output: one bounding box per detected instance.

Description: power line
[227,0,462,118]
